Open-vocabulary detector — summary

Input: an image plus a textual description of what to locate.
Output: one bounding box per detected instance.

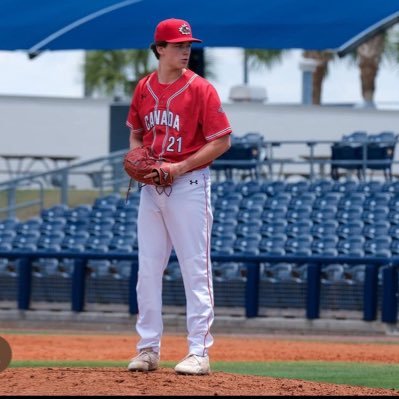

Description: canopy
[1,0,398,56]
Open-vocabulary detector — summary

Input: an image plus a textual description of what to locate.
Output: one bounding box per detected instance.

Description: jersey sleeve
[126,82,144,135]
[200,84,232,142]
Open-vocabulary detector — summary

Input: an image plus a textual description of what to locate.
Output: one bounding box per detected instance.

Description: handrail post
[71,259,87,312]
[17,257,32,310]
[363,264,378,321]
[245,262,260,318]
[362,141,367,180]
[381,265,398,324]
[129,261,139,315]
[306,263,321,319]
[7,184,16,218]
[60,169,69,206]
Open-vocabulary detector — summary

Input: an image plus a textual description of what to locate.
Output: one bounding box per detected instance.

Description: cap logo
[179,24,191,35]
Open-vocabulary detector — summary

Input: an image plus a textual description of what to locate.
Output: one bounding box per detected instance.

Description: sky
[0,47,398,108]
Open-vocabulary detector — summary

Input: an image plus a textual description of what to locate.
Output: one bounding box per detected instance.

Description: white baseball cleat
[174,354,210,375]
[127,348,159,372]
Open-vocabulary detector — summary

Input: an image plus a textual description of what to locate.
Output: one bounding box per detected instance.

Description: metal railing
[0,250,397,323]
[0,139,398,217]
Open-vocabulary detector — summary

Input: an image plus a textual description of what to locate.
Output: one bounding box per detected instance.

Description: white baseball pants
[135,167,214,357]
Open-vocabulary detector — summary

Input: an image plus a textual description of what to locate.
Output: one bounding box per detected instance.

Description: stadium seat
[311,207,337,224]
[337,237,365,256]
[286,206,312,223]
[321,264,351,284]
[261,209,287,223]
[235,220,262,237]
[285,220,312,238]
[284,181,310,196]
[337,220,364,239]
[259,235,286,255]
[363,221,390,239]
[308,179,334,195]
[311,236,338,255]
[336,207,363,224]
[288,193,315,209]
[284,235,312,255]
[260,220,287,238]
[313,192,341,209]
[264,193,291,209]
[239,193,267,209]
[0,217,19,232]
[311,220,338,239]
[363,236,392,257]
[361,206,389,224]
[260,181,286,196]
[363,193,391,210]
[233,237,261,255]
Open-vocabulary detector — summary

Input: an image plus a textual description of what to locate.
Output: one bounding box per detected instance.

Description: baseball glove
[123,146,174,186]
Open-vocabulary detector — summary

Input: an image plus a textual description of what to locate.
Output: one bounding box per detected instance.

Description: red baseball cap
[154,18,202,43]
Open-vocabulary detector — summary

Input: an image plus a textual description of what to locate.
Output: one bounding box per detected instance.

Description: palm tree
[84,50,153,100]
[243,49,284,84]
[356,32,386,107]
[302,50,334,105]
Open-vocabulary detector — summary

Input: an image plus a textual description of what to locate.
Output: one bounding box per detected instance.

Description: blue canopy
[1,0,398,56]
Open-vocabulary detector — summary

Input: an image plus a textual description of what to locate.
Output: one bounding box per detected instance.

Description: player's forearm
[174,135,231,175]
[129,131,143,149]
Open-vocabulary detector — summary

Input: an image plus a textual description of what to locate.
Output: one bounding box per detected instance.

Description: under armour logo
[190,180,198,185]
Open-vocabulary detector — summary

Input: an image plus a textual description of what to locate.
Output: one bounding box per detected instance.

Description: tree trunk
[302,51,333,105]
[357,32,385,105]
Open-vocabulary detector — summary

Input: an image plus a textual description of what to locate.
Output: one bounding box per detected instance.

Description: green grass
[9,360,399,391]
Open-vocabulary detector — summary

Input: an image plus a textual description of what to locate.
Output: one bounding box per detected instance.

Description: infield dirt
[1,333,399,396]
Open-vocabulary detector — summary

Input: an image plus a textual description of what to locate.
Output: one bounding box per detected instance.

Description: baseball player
[126,18,232,375]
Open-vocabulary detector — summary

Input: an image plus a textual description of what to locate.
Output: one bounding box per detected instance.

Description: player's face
[161,42,192,69]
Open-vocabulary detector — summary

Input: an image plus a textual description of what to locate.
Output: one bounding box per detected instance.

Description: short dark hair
[150,42,167,59]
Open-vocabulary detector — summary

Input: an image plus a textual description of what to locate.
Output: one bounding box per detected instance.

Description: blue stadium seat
[37,232,64,248]
[389,225,399,240]
[212,222,237,239]
[261,209,287,223]
[233,237,261,255]
[313,192,341,209]
[388,210,399,225]
[214,208,239,223]
[0,217,19,232]
[214,196,241,211]
[0,230,16,244]
[112,221,137,236]
[237,208,263,223]
[259,234,286,253]
[336,207,363,224]
[362,206,389,224]
[345,264,367,284]
[311,206,337,224]
[337,220,364,239]
[235,220,262,237]
[64,220,90,236]
[382,181,399,194]
[261,263,301,283]
[88,219,114,235]
[90,207,115,222]
[239,193,267,209]
[85,233,113,249]
[363,193,391,210]
[239,181,261,197]
[338,192,365,210]
[388,196,399,211]
[364,236,392,257]
[40,204,69,221]
[212,180,237,197]
[286,206,312,223]
[260,220,287,238]
[16,218,42,234]
[94,194,121,208]
[285,220,312,238]
[40,218,67,235]
[356,181,384,194]
[311,220,338,239]
[114,208,138,222]
[284,181,310,196]
[308,179,334,196]
[264,194,290,210]
[332,180,358,194]
[284,235,312,255]
[337,237,365,256]
[390,239,399,255]
[311,236,338,255]
[212,237,235,254]
[260,181,286,196]
[363,221,390,239]
[65,205,92,222]
[213,262,245,282]
[12,231,40,248]
[288,193,315,209]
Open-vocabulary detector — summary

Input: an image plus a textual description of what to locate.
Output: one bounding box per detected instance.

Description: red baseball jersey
[126,69,232,169]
